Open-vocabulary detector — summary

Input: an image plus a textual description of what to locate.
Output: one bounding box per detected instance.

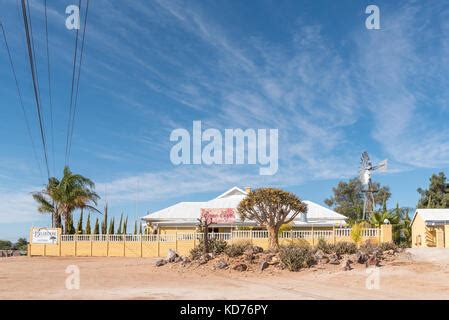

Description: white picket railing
[59,228,381,242]
[335,228,351,237]
[362,228,379,237]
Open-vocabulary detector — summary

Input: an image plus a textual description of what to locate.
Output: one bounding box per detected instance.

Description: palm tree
[33,166,100,234]
[32,177,61,228]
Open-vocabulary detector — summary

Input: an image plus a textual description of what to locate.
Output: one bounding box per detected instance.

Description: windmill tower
[359,151,388,220]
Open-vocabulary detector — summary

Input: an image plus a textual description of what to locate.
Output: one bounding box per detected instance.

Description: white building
[142,187,347,233]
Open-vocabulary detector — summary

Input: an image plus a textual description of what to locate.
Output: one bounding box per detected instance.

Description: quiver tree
[197,212,214,254]
[237,188,308,251]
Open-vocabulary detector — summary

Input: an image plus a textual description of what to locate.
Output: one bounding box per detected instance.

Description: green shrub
[190,238,227,260]
[359,240,377,254]
[286,238,311,248]
[224,240,252,257]
[379,242,398,252]
[334,241,357,255]
[279,245,315,271]
[315,238,334,254]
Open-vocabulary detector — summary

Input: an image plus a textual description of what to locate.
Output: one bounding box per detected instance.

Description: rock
[365,255,380,267]
[198,254,209,265]
[215,260,229,269]
[252,246,264,254]
[314,249,325,260]
[155,259,167,267]
[329,253,340,265]
[166,249,178,263]
[181,256,191,263]
[268,256,280,265]
[259,260,269,272]
[244,249,255,262]
[173,256,182,263]
[356,252,368,264]
[342,259,352,271]
[207,253,215,260]
[233,263,248,272]
[320,256,330,264]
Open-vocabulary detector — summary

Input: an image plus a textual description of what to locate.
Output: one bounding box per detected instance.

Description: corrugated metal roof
[413,208,449,223]
[142,187,347,224]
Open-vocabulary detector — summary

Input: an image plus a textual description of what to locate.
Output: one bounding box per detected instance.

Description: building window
[208,227,219,233]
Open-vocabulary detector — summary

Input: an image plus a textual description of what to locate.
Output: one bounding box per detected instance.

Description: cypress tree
[134,221,137,235]
[117,213,123,234]
[108,217,115,235]
[139,223,143,235]
[101,204,108,234]
[93,217,100,234]
[123,216,128,234]
[67,214,75,235]
[85,213,91,234]
[76,210,84,234]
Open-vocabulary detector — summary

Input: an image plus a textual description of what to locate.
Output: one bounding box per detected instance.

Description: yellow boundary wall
[29,225,392,258]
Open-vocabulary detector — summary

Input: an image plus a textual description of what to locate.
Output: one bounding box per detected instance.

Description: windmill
[359,151,388,220]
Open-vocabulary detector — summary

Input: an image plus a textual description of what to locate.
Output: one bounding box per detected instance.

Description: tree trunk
[204,225,209,254]
[267,225,279,251]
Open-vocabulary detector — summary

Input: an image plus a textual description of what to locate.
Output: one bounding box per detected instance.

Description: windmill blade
[375,159,388,172]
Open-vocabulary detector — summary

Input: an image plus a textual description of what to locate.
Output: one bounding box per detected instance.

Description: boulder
[268,256,280,265]
[365,255,380,267]
[198,254,209,265]
[329,253,340,265]
[233,263,248,272]
[173,256,182,263]
[342,259,353,271]
[258,260,269,272]
[181,256,191,263]
[252,246,264,254]
[215,260,229,269]
[314,249,325,260]
[356,251,368,264]
[166,249,178,263]
[155,259,167,267]
[320,256,330,264]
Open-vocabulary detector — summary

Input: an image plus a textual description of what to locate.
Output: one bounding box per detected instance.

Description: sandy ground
[1,249,449,300]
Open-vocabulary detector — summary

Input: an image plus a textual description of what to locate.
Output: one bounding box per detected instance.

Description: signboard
[200,208,235,224]
[31,228,58,244]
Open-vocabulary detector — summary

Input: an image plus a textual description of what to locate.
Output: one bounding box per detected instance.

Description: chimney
[245,186,251,194]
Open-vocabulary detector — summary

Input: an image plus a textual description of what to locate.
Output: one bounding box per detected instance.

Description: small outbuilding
[411,209,449,248]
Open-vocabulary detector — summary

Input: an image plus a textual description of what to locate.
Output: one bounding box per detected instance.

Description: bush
[279,244,315,271]
[359,240,377,254]
[286,238,311,248]
[189,238,227,260]
[334,242,357,255]
[224,240,252,257]
[315,238,334,254]
[0,240,13,250]
[379,242,398,252]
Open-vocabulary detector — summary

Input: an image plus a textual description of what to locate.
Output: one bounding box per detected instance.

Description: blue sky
[1,0,449,241]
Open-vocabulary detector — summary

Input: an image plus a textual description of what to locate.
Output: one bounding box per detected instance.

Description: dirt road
[1,250,449,299]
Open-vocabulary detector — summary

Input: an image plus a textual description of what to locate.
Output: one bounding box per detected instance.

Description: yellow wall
[412,214,427,247]
[29,227,391,258]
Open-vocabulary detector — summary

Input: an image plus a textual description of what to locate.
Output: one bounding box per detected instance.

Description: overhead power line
[44,0,55,174]
[65,0,82,166]
[67,0,90,161]
[0,21,44,181]
[20,0,50,179]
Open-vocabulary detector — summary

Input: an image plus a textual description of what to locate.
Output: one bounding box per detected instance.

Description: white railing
[362,228,379,237]
[61,235,74,241]
[335,228,351,237]
[313,230,333,239]
[58,228,381,242]
[142,234,159,242]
